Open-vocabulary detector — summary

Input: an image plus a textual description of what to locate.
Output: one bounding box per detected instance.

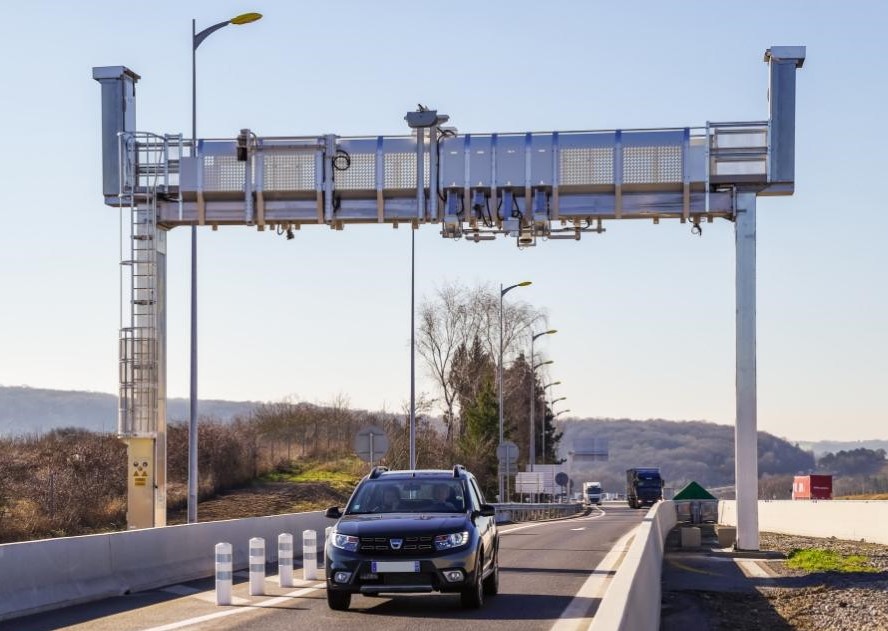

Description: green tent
[673,481,717,500]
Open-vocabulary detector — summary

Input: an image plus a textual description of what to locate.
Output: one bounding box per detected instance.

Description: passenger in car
[431,483,457,511]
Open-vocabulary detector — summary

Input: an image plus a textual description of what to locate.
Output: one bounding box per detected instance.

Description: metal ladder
[118,133,180,436]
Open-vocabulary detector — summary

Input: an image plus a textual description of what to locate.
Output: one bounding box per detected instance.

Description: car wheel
[482,550,499,596]
[327,588,351,611]
[461,551,484,609]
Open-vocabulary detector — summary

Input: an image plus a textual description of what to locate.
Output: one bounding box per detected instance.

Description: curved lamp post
[188,11,262,524]
[542,395,567,464]
[498,281,531,500]
[529,330,556,471]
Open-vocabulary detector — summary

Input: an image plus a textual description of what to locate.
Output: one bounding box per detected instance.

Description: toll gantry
[94,47,805,549]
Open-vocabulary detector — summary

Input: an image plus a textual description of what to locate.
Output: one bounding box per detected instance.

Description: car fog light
[443,570,464,582]
[334,571,351,583]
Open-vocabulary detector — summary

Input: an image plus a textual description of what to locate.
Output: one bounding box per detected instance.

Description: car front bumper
[325,546,480,595]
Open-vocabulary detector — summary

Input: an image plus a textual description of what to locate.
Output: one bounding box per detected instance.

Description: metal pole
[734,191,759,550]
[529,336,535,471]
[188,18,199,525]
[409,227,416,469]
[498,284,505,501]
[541,393,546,465]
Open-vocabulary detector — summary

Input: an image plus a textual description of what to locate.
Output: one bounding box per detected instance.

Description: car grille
[359,535,434,554]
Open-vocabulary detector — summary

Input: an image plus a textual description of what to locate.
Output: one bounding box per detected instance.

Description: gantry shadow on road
[6,576,217,631]
[660,524,803,631]
[352,592,592,620]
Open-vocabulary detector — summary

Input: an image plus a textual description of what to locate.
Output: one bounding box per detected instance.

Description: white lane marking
[570,528,586,531]
[548,527,639,631]
[734,559,772,579]
[141,583,325,631]
[499,507,604,535]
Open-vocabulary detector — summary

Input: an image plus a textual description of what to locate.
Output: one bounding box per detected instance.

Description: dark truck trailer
[792,474,833,500]
[626,468,664,509]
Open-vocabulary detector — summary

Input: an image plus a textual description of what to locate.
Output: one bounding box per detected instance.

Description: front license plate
[371,561,420,573]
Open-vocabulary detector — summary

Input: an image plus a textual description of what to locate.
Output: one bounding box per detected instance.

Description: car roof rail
[452,464,466,478]
[369,466,389,479]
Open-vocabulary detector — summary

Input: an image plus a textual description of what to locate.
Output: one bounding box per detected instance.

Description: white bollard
[278,533,294,588]
[325,526,333,543]
[215,542,233,606]
[249,537,265,596]
[302,529,318,580]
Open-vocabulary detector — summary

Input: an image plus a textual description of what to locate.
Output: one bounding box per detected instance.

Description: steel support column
[734,191,758,550]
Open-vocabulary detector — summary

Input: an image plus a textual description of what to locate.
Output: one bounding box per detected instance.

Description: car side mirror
[478,504,496,518]
[325,506,342,519]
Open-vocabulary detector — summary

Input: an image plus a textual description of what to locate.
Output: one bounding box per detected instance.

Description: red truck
[792,474,833,500]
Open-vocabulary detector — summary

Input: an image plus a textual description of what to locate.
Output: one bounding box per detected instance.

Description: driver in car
[431,483,457,511]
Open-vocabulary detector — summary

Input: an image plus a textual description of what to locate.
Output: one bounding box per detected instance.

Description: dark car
[323,465,499,610]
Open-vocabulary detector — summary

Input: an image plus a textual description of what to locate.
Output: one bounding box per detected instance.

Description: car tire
[327,589,351,611]
[482,550,499,596]
[461,551,484,609]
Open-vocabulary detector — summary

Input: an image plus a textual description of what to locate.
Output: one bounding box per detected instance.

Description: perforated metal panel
[203,155,245,192]
[384,152,429,189]
[335,152,375,190]
[263,153,315,191]
[560,147,614,186]
[623,146,682,184]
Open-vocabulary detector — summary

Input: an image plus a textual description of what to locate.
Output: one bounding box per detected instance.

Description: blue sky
[0,1,885,442]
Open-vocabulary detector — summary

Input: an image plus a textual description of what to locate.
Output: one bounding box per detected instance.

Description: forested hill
[0,386,260,435]
[557,418,816,493]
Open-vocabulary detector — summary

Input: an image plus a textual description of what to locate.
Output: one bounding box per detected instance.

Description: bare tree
[417,282,546,444]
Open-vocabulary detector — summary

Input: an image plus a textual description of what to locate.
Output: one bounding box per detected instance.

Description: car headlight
[434,531,469,551]
[330,532,359,552]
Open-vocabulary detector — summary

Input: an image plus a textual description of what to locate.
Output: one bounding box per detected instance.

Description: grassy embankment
[786,549,877,573]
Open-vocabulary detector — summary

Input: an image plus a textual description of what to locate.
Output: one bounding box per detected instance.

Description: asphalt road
[10,504,645,631]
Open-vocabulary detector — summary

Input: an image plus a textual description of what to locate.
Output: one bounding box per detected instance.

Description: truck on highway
[792,474,833,500]
[582,481,603,505]
[626,468,663,508]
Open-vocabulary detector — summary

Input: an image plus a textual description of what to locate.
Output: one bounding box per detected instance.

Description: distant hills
[0,385,260,436]
[4,384,886,490]
[796,439,888,458]
[557,417,817,493]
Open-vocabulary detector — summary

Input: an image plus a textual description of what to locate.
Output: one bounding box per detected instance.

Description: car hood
[335,513,469,536]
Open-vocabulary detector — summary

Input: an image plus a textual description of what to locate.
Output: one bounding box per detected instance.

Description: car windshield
[347,480,467,514]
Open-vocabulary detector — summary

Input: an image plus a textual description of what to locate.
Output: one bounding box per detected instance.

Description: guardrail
[493,502,585,523]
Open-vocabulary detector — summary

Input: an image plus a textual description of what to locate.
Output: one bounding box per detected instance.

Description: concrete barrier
[718,500,888,545]
[589,500,677,631]
[0,511,330,622]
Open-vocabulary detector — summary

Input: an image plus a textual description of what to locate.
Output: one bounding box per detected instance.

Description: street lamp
[554,409,571,418]
[499,281,531,501]
[541,379,564,464]
[529,329,556,471]
[188,11,262,525]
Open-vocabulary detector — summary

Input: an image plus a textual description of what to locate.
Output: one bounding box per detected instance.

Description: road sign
[555,472,568,487]
[496,441,519,464]
[515,472,545,494]
[354,426,389,463]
